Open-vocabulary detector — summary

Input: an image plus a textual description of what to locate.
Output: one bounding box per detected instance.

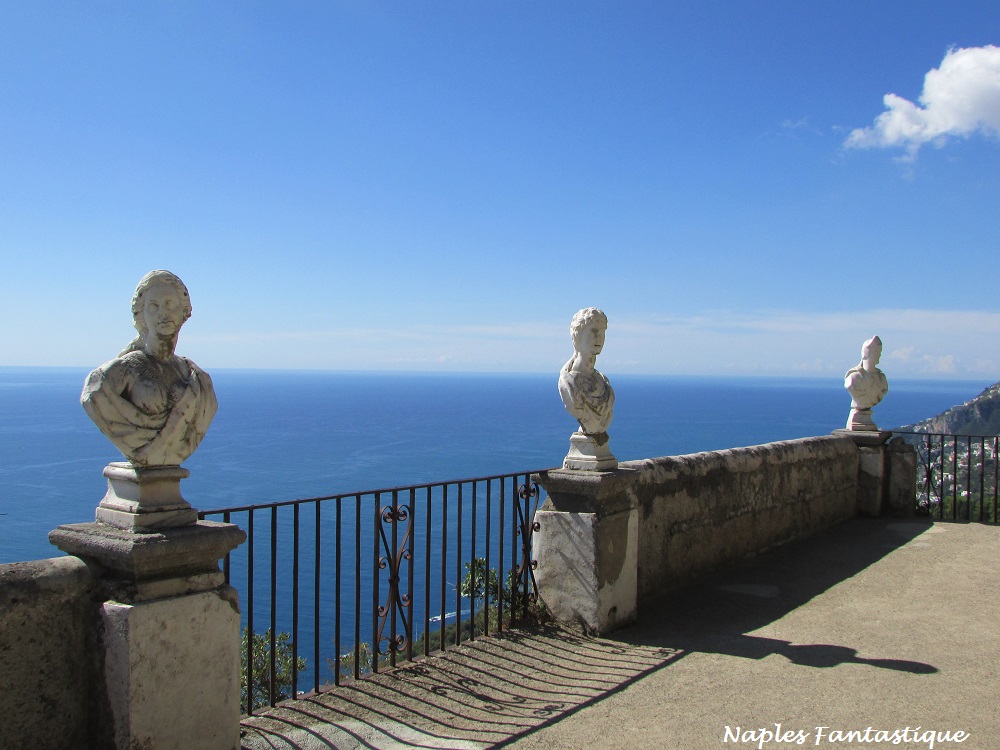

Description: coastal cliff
[905,381,1000,435]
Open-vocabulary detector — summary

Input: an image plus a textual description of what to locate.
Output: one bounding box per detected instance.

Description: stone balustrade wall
[623,435,861,603]
[0,556,108,750]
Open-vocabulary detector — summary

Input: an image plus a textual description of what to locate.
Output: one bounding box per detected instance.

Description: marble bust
[81,270,218,467]
[844,335,888,431]
[559,307,617,470]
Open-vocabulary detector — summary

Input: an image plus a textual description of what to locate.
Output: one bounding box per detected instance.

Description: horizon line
[0,363,993,385]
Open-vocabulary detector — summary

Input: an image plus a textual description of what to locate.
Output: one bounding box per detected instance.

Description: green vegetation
[329,641,381,681]
[458,556,505,634]
[241,627,308,713]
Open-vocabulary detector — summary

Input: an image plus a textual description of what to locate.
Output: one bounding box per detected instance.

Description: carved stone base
[563,432,618,471]
[96,462,198,532]
[846,407,878,431]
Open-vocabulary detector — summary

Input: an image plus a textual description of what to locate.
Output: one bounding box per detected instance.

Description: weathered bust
[844,335,888,431]
[560,307,615,437]
[559,307,617,470]
[81,270,218,467]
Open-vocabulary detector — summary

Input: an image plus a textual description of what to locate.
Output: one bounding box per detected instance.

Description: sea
[2,366,987,564]
[0,367,986,681]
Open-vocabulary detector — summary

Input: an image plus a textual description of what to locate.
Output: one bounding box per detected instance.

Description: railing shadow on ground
[239,517,935,750]
[241,625,687,750]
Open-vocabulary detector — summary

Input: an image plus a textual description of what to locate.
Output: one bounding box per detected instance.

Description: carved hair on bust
[122,270,193,356]
[569,307,608,350]
[861,335,882,359]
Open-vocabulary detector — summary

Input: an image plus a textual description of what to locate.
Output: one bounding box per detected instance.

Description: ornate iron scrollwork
[512,480,541,622]
[375,500,413,659]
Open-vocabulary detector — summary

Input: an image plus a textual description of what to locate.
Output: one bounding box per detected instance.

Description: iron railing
[892,431,999,523]
[199,470,546,716]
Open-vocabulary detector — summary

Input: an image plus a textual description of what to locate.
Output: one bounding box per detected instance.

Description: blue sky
[2,2,999,378]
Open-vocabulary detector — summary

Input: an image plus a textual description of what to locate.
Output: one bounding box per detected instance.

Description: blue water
[0,367,987,565]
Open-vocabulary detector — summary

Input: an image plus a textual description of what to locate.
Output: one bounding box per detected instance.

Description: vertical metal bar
[925,434,936,518]
[292,503,300,700]
[222,511,231,584]
[965,436,972,521]
[354,495,361,680]
[485,479,492,635]
[406,487,415,663]
[966,436,971,520]
[927,435,941,518]
[372,492,381,674]
[951,435,957,520]
[515,474,526,620]
[269,506,277,707]
[470,480,478,640]
[314,501,321,694]
[959,437,966,520]
[390,489,399,668]
[979,437,986,523]
[333,498,341,686]
[937,435,944,519]
[440,484,448,652]
[498,476,506,631]
[510,475,518,625]
[515,475,523,614]
[424,486,431,657]
[246,509,255,716]
[994,437,999,524]
[455,482,463,646]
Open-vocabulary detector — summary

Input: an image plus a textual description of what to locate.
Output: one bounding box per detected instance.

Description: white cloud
[888,346,958,375]
[845,45,1000,158]
[57,306,1000,380]
[609,309,1000,379]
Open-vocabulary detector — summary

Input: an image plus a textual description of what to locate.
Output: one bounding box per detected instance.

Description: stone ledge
[49,520,245,603]
[533,466,637,516]
[0,556,95,598]
[832,428,892,446]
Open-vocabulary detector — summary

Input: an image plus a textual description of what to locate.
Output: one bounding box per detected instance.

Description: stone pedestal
[49,520,246,750]
[563,432,618,471]
[885,436,918,516]
[101,591,241,750]
[96,462,198,532]
[834,430,916,517]
[532,468,636,635]
[846,407,878,431]
[835,429,890,516]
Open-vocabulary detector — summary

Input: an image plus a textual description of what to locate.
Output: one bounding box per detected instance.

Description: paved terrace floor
[240,518,999,750]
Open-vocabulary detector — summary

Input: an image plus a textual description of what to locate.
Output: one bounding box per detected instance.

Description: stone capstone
[48,519,245,604]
